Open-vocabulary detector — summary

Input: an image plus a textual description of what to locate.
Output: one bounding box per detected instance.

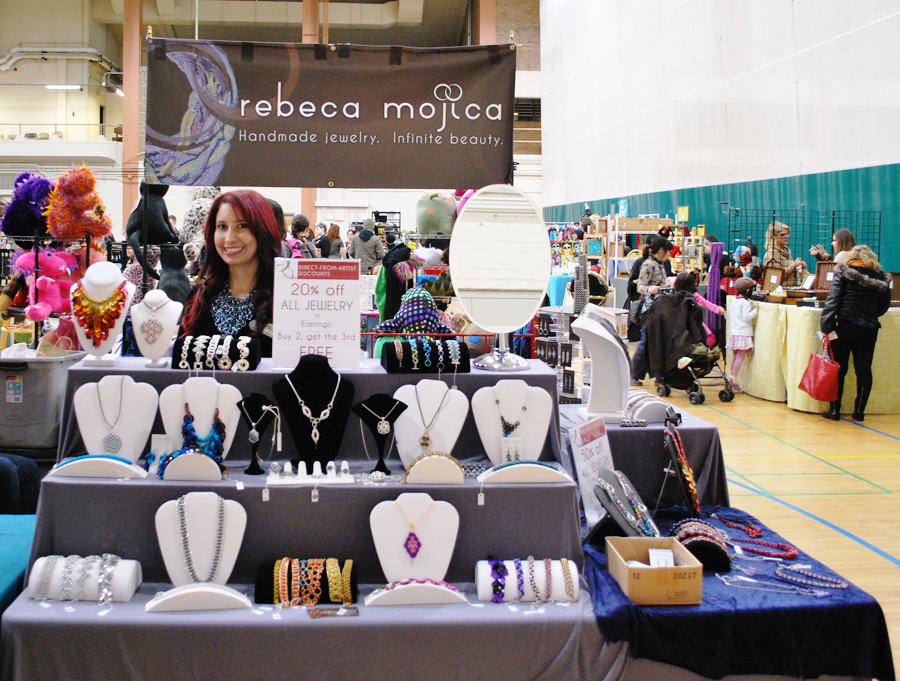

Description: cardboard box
[606,537,703,605]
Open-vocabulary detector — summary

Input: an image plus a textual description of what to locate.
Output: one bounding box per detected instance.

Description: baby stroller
[641,291,736,404]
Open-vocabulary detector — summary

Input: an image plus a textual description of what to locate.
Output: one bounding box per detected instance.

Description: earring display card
[500,437,523,463]
[562,369,575,394]
[545,342,559,366]
[535,339,548,361]
[537,314,552,337]
[560,342,573,367]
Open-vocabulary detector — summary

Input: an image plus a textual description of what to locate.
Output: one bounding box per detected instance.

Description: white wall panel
[542,0,900,207]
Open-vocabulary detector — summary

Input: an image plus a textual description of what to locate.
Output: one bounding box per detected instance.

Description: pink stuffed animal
[14,251,74,322]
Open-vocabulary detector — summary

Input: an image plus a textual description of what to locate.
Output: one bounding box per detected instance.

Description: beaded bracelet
[178,336,193,369]
[218,335,234,370]
[341,559,353,606]
[410,338,420,370]
[774,563,848,589]
[422,338,432,367]
[401,451,464,483]
[488,558,507,604]
[707,512,763,538]
[206,335,221,369]
[447,340,461,366]
[325,558,343,603]
[369,577,457,598]
[490,460,558,473]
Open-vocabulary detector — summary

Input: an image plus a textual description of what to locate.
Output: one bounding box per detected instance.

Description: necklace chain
[285,373,342,448]
[177,495,226,583]
[413,383,453,450]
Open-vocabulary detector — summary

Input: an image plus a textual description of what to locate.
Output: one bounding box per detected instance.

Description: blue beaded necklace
[157,402,227,479]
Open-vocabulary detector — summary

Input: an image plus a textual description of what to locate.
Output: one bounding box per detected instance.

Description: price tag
[262,488,270,502]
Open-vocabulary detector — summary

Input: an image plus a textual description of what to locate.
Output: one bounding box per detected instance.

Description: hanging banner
[144,39,516,188]
[272,258,360,369]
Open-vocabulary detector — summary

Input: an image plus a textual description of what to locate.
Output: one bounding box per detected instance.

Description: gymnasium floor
[657,386,900,673]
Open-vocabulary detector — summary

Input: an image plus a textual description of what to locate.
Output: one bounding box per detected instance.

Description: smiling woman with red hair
[180,189,281,356]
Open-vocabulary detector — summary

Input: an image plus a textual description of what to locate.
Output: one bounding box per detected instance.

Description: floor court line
[727,478,900,568]
[840,418,900,441]
[702,404,893,494]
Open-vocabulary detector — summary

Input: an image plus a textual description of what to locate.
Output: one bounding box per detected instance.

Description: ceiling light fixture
[115,88,124,97]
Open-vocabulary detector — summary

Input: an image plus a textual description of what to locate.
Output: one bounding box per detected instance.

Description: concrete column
[122,0,142,225]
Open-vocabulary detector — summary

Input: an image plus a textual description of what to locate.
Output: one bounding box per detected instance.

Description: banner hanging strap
[241,42,254,63]
[390,46,402,65]
[314,44,328,60]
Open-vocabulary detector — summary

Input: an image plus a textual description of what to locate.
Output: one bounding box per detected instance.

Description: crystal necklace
[414,383,453,450]
[495,388,529,437]
[138,297,170,344]
[395,498,435,558]
[240,403,277,444]
[285,372,342,448]
[95,376,125,454]
[177,495,225,583]
[361,401,400,435]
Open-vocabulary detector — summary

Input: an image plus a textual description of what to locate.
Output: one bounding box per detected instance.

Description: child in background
[675,272,724,347]
[727,277,759,393]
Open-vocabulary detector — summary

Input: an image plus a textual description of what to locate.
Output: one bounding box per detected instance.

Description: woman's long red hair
[181,189,281,336]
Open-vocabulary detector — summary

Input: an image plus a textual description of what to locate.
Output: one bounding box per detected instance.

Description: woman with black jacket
[819,245,892,421]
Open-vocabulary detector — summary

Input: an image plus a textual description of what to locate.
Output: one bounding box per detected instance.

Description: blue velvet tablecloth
[584,507,895,681]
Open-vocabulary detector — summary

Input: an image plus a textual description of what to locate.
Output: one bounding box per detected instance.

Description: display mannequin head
[181,190,281,340]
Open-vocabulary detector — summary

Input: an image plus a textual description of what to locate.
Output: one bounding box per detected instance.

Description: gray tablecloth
[58,358,561,463]
[27,468,583,584]
[1,582,607,681]
[558,406,730,509]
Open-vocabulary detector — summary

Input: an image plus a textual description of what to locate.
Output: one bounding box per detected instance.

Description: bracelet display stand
[70,262,135,366]
[266,460,355,485]
[366,493,466,606]
[171,335,263,372]
[130,290,183,368]
[592,469,647,537]
[50,375,159,479]
[380,340,471,374]
[571,304,630,422]
[352,394,407,475]
[272,354,355,469]
[475,559,579,603]
[148,492,250,612]
[253,559,358,605]
[28,556,142,602]
[476,461,573,484]
[404,454,464,484]
[393,380,469,469]
[158,377,242,481]
[626,389,672,423]
[472,380,552,466]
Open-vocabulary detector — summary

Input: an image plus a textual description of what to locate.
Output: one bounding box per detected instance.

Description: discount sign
[568,416,614,529]
[272,258,361,369]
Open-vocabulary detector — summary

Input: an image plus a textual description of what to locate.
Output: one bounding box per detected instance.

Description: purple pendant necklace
[395,498,435,558]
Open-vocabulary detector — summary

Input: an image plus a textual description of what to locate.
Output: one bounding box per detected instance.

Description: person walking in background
[726,277,759,394]
[314,223,332,258]
[286,214,318,259]
[819,245,892,421]
[327,224,345,259]
[348,218,384,274]
[630,237,673,386]
[810,228,855,265]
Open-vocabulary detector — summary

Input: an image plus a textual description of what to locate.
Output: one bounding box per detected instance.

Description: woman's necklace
[240,403,269,444]
[495,388,529,437]
[177,495,226,583]
[395,498,435,558]
[707,512,763,538]
[96,377,125,454]
[414,384,453,450]
[728,537,799,559]
[71,280,128,348]
[774,563,848,589]
[614,471,660,537]
[285,373,342,448]
[359,420,395,461]
[138,297,170,344]
[595,478,645,535]
[665,426,702,516]
[361,401,400,435]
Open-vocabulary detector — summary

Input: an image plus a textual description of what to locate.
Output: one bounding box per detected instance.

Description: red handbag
[798,335,840,402]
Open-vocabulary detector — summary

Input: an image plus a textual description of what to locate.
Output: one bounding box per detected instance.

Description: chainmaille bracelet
[369,577,457,597]
[273,559,283,605]
[73,555,100,602]
[218,335,234,370]
[325,558,343,603]
[59,555,79,600]
[278,557,291,606]
[290,559,302,606]
[178,336,193,369]
[393,338,404,365]
[544,558,553,602]
[447,340,461,366]
[437,341,445,371]
[401,451,464,483]
[489,558,508,604]
[192,335,210,370]
[97,553,120,607]
[36,555,62,601]
[513,558,525,602]
[303,559,325,606]
[236,336,251,371]
[561,558,576,601]
[410,338,420,370]
[341,559,353,606]
[206,334,221,369]
[422,338,432,367]
[527,556,539,604]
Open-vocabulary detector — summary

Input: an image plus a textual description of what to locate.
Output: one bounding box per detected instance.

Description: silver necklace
[613,471,660,537]
[177,495,225,583]
[358,419,396,461]
[413,383,453,450]
[96,377,125,454]
[139,298,170,344]
[595,478,645,534]
[240,403,272,444]
[361,401,400,435]
[285,373,342,448]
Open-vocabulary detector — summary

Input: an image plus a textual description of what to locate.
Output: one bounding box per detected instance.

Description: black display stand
[272,354,355,469]
[380,339,471,374]
[592,469,646,538]
[237,393,278,475]
[254,559,358,605]
[172,335,262,371]
[351,394,407,475]
[663,412,702,518]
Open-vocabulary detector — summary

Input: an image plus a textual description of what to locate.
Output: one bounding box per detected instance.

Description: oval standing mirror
[450,185,550,371]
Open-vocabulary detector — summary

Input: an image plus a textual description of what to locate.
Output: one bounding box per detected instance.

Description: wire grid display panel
[727,209,881,271]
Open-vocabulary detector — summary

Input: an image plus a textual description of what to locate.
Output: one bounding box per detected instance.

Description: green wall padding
[544,163,900,271]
